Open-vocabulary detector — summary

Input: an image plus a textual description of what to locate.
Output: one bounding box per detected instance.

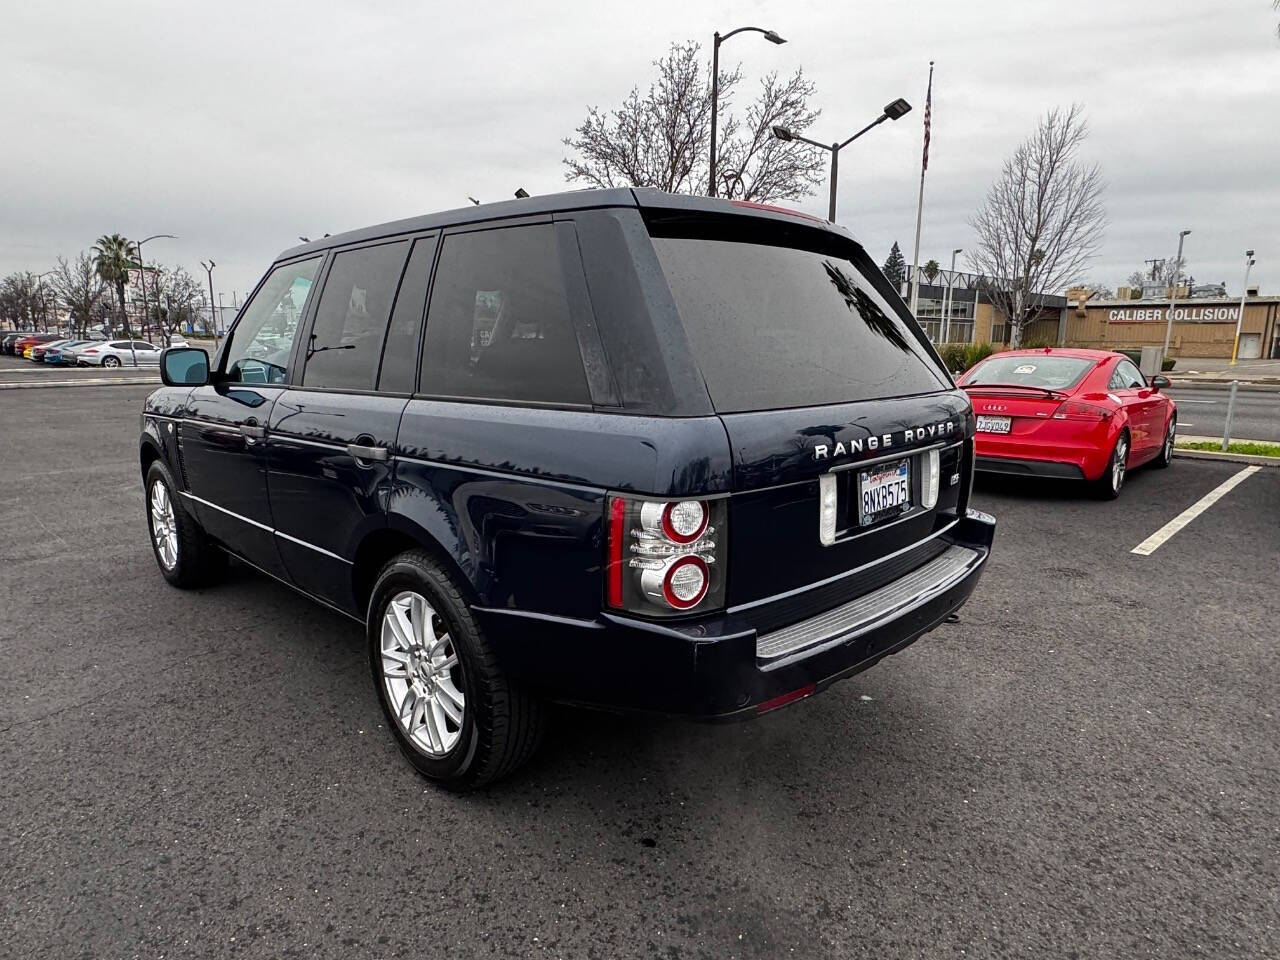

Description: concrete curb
[1174,448,1280,468]
[0,377,159,390]
[1168,379,1280,393]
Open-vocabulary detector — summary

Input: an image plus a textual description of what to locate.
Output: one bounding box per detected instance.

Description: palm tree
[92,234,137,336]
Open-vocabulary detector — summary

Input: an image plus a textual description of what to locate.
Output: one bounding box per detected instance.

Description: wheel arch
[351,518,480,624]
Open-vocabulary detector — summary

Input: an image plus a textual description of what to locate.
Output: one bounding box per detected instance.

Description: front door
[267,236,432,614]
[178,255,324,578]
[1111,358,1161,458]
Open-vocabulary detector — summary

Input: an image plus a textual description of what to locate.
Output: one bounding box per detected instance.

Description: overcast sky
[3,0,1278,310]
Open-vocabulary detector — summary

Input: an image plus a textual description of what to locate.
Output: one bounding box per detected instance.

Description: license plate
[857,459,912,526]
[976,415,1012,434]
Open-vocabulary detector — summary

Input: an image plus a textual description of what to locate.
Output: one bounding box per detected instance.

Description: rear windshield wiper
[963,382,1067,398]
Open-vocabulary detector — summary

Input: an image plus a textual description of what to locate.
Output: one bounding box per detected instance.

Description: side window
[421,225,589,405]
[1115,360,1145,389]
[224,257,322,384]
[110,341,130,349]
[378,236,437,394]
[302,241,410,391]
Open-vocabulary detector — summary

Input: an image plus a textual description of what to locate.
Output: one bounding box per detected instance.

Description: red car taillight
[605,495,727,616]
[83,348,99,354]
[1053,400,1112,421]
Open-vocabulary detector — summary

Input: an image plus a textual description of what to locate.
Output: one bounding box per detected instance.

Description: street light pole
[200,260,218,345]
[709,26,786,197]
[942,247,962,343]
[132,233,176,363]
[34,270,55,332]
[771,98,911,223]
[1230,250,1256,365]
[1161,229,1191,359]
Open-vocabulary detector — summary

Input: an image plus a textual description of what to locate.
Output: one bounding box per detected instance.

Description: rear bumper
[477,508,996,719]
[976,456,1085,480]
[974,431,1113,482]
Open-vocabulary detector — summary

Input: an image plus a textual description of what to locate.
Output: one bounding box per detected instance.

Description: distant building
[905,266,1278,358]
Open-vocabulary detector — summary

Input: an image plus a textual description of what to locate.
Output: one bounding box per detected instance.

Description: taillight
[84,348,98,354]
[1053,400,1112,421]
[605,495,727,616]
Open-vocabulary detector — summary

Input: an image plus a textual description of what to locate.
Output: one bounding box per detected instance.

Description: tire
[144,460,225,588]
[1153,417,1175,469]
[1091,431,1129,500]
[367,550,544,790]
[103,355,121,367]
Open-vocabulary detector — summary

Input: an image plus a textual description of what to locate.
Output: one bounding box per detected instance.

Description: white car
[73,340,162,367]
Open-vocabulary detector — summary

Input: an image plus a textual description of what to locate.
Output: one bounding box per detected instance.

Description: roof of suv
[277,188,857,263]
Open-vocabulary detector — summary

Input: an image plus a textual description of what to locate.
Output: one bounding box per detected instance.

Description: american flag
[921,63,934,173]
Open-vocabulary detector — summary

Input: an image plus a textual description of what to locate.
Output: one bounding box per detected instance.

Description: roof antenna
[514,188,530,199]
[467,196,481,205]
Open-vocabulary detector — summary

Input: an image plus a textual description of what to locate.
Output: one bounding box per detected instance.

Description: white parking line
[1131,466,1261,556]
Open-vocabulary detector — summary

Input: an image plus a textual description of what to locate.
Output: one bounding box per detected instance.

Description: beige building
[905,266,1278,358]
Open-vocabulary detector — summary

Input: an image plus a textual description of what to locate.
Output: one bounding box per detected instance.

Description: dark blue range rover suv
[140,188,995,788]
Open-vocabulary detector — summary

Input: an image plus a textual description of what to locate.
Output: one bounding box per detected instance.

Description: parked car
[75,340,162,367]
[43,340,94,365]
[2,331,39,355]
[957,347,1177,499]
[15,333,61,358]
[139,187,996,788]
[29,338,77,362]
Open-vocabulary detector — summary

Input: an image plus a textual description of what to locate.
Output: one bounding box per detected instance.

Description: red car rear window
[965,355,1094,391]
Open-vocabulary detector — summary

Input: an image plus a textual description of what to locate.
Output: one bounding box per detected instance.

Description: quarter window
[303,241,411,391]
[421,225,589,405]
[223,257,322,384]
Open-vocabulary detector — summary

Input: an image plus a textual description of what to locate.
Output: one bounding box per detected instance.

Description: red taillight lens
[84,348,98,354]
[605,494,726,616]
[1053,400,1112,421]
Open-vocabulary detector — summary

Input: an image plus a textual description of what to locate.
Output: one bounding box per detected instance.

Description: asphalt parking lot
[3,386,1277,959]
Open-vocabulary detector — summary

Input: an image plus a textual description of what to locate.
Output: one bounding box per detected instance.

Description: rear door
[648,218,968,606]
[266,236,432,613]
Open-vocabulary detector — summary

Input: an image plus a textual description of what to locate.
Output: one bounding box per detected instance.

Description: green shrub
[1162,357,1176,371]
[962,342,997,371]
[1020,338,1054,350]
[938,343,967,372]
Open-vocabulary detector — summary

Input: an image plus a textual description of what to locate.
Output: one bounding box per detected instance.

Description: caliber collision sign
[1107,306,1240,324]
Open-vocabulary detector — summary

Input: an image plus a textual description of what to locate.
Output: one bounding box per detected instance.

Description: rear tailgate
[720,392,972,607]
[643,207,974,614]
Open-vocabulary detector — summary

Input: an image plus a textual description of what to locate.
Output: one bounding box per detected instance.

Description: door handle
[240,424,266,443]
[347,443,389,463]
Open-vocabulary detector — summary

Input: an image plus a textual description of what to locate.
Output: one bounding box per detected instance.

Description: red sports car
[957,348,1177,499]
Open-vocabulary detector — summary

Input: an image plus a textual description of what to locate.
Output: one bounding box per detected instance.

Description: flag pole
[909,60,934,318]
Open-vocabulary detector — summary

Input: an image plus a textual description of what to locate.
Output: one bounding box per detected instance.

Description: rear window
[651,235,947,412]
[965,355,1093,390]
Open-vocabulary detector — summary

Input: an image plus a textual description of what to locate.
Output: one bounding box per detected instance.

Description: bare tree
[51,253,107,338]
[0,272,48,330]
[563,41,824,202]
[148,264,205,344]
[968,105,1106,348]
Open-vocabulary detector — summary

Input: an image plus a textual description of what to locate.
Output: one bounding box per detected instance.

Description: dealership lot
[2,386,1276,959]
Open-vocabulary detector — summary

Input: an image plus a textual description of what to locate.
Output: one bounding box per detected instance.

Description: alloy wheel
[1113,438,1128,492]
[1164,422,1175,461]
[380,591,465,757]
[149,480,179,569]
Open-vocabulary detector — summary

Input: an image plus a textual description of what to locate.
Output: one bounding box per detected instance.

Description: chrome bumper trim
[755,544,980,661]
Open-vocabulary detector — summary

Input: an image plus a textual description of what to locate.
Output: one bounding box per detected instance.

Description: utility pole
[200,260,218,345]
[942,247,961,343]
[1230,250,1256,365]
[1161,230,1191,359]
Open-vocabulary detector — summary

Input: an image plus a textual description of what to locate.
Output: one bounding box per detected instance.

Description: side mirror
[1150,375,1171,391]
[160,347,209,386]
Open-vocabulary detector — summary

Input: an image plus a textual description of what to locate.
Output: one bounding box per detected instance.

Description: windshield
[651,234,948,412]
[964,354,1093,390]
